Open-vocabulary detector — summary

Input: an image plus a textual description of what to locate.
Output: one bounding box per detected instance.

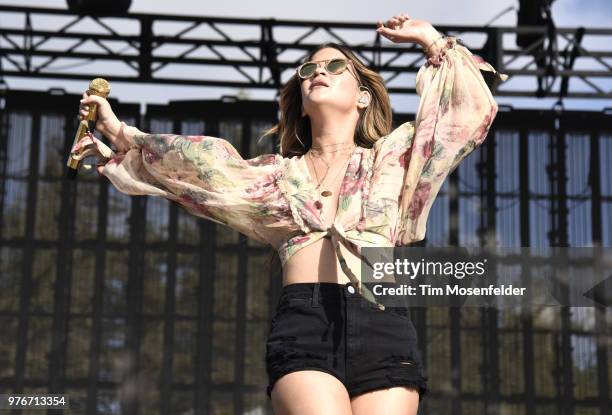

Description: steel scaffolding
[1,5,611,99]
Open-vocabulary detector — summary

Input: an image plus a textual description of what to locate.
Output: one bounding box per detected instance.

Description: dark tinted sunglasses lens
[298,63,317,78]
[327,59,347,74]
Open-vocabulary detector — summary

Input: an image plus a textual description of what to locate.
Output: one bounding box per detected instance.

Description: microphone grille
[88,78,111,97]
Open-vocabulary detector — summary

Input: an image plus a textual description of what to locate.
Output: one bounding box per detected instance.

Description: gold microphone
[66,78,111,179]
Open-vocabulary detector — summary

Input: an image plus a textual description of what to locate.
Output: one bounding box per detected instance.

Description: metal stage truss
[0,5,611,99]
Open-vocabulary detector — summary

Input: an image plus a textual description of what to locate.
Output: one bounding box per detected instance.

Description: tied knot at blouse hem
[69,36,507,309]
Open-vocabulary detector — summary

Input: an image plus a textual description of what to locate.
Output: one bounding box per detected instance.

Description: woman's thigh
[271,370,352,415]
[350,386,420,415]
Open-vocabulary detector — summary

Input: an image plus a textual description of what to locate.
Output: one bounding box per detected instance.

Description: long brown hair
[262,42,394,271]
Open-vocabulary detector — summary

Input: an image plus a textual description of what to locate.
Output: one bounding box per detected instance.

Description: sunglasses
[296,58,357,80]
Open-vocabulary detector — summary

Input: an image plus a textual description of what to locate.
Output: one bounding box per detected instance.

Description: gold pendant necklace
[307,146,356,210]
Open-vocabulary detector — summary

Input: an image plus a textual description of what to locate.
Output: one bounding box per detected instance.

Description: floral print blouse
[71,36,507,309]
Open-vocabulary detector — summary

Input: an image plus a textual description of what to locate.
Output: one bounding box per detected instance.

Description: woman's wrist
[118,121,141,150]
[419,26,446,58]
[107,119,122,141]
[119,121,149,151]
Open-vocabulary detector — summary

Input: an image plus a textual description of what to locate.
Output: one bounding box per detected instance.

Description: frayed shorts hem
[266,366,428,403]
[347,377,428,402]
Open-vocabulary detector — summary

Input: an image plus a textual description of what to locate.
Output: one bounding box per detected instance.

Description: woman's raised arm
[70,123,289,247]
[374,16,508,245]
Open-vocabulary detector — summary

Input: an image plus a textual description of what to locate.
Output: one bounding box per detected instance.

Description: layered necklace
[306,141,356,210]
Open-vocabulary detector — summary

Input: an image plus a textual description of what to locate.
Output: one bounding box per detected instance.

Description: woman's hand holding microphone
[76,91,135,175]
[78,91,133,153]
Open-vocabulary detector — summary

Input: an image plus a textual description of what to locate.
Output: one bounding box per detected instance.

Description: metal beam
[1,6,611,99]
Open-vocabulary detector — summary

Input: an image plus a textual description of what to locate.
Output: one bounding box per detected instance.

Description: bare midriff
[281,237,359,286]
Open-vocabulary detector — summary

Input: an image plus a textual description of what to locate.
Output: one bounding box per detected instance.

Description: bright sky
[1,0,610,112]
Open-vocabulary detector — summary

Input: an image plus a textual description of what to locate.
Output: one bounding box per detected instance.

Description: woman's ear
[357,89,371,109]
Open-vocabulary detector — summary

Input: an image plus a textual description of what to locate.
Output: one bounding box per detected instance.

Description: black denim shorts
[265,282,428,402]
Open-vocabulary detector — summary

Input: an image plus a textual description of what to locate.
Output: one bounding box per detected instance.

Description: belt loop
[311,283,320,307]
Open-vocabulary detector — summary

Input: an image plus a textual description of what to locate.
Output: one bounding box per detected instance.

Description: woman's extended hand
[78,91,131,153]
[376,14,444,55]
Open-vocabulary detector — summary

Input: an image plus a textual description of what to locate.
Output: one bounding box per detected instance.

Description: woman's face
[299,47,361,118]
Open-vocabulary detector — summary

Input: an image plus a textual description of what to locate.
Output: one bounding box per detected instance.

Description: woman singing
[72,13,506,415]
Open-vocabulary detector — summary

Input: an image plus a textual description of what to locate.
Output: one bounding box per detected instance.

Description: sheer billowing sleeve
[69,123,289,246]
[377,36,508,246]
